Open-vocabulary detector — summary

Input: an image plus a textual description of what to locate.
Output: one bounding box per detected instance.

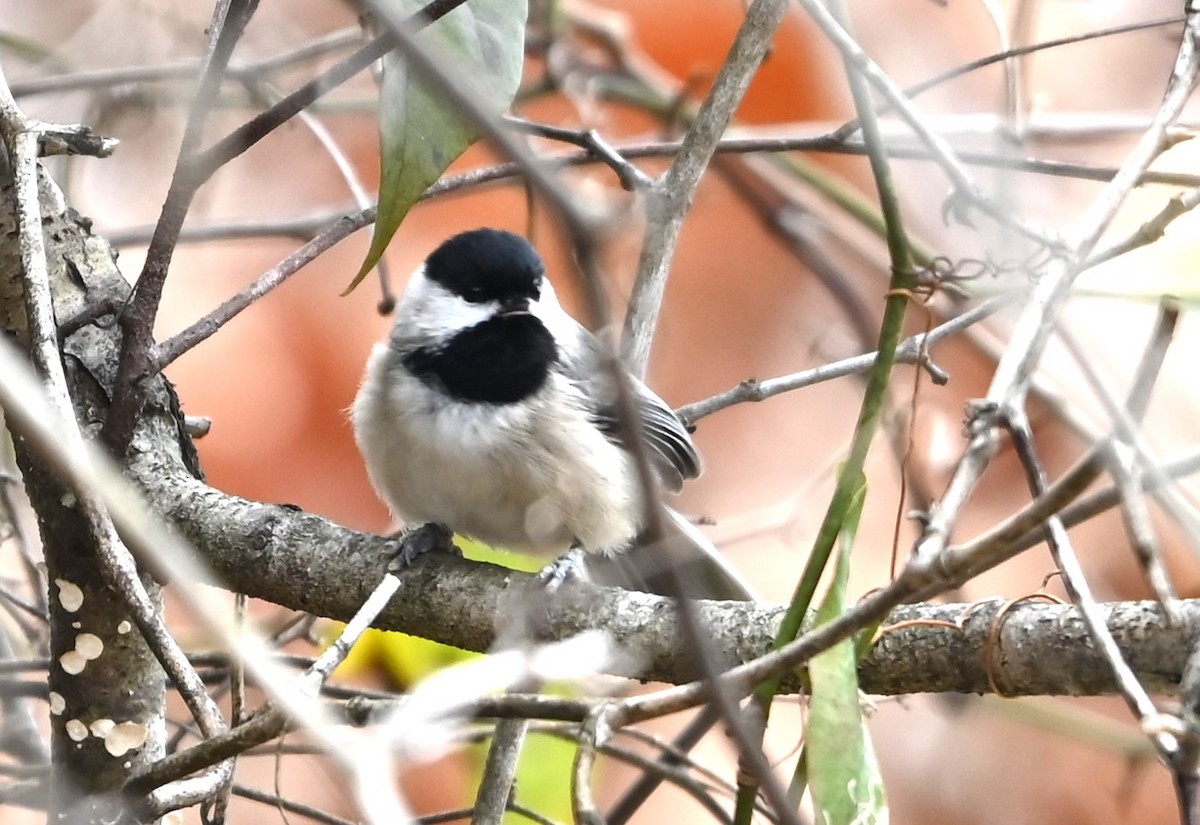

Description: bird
[352,227,753,599]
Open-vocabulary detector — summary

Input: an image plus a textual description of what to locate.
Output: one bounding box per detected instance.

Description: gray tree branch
[1,151,1197,723]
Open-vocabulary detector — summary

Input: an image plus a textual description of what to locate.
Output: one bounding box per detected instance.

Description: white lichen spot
[64,719,88,741]
[60,650,86,675]
[75,634,103,660]
[89,718,114,738]
[104,722,148,757]
[48,692,65,715]
[55,579,84,612]
[116,620,131,634]
[162,811,184,825]
[60,491,77,508]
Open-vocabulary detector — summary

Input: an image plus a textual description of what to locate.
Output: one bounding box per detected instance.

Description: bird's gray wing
[564,327,700,492]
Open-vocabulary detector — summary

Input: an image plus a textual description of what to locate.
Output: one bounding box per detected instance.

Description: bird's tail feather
[585,507,758,602]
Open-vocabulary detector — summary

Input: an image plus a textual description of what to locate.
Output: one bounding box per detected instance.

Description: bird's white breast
[352,343,643,555]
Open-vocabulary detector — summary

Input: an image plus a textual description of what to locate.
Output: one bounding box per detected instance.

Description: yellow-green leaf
[806,475,888,825]
[346,0,528,294]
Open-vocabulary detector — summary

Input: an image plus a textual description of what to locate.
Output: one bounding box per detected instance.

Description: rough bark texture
[12,440,165,824]
[0,167,183,822]
[863,600,1196,696]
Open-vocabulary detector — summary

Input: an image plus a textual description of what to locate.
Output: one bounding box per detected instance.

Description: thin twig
[10,28,364,99]
[232,783,361,825]
[997,403,1169,725]
[296,573,400,698]
[1176,639,1200,822]
[105,203,361,246]
[0,625,47,765]
[794,0,1062,249]
[0,468,46,622]
[604,705,726,825]
[152,207,375,369]
[102,0,260,455]
[472,719,529,825]
[1112,443,1182,621]
[192,0,470,181]
[0,585,47,635]
[1089,186,1200,267]
[982,304,1188,809]
[913,11,1200,567]
[830,14,1185,141]
[505,115,654,190]
[622,0,789,375]
[553,15,825,815]
[676,293,1014,424]
[104,131,1200,250]
[240,75,391,300]
[572,706,609,825]
[1051,303,1188,618]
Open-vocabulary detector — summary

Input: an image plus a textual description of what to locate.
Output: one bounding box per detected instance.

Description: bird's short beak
[498,297,531,317]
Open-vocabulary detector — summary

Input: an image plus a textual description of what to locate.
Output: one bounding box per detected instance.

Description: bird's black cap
[424,228,545,305]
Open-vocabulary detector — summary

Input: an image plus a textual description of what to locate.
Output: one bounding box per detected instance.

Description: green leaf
[458,537,544,573]
[806,475,888,825]
[345,0,529,294]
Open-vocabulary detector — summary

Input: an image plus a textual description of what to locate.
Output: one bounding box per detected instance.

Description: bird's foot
[535,546,588,592]
[386,522,457,573]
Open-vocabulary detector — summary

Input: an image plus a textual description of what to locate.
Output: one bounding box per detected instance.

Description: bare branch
[677,293,1016,424]
[622,0,788,375]
[914,12,1200,567]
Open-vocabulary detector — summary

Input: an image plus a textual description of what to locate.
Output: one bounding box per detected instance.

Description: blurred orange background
[6,0,1200,822]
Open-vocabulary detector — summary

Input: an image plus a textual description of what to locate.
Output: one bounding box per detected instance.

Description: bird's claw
[536,546,588,592]
[386,522,457,573]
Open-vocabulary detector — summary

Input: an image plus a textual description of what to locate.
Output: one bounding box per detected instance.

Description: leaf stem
[734,0,915,820]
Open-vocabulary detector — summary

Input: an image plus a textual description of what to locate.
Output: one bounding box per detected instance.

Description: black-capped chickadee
[353,228,753,600]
